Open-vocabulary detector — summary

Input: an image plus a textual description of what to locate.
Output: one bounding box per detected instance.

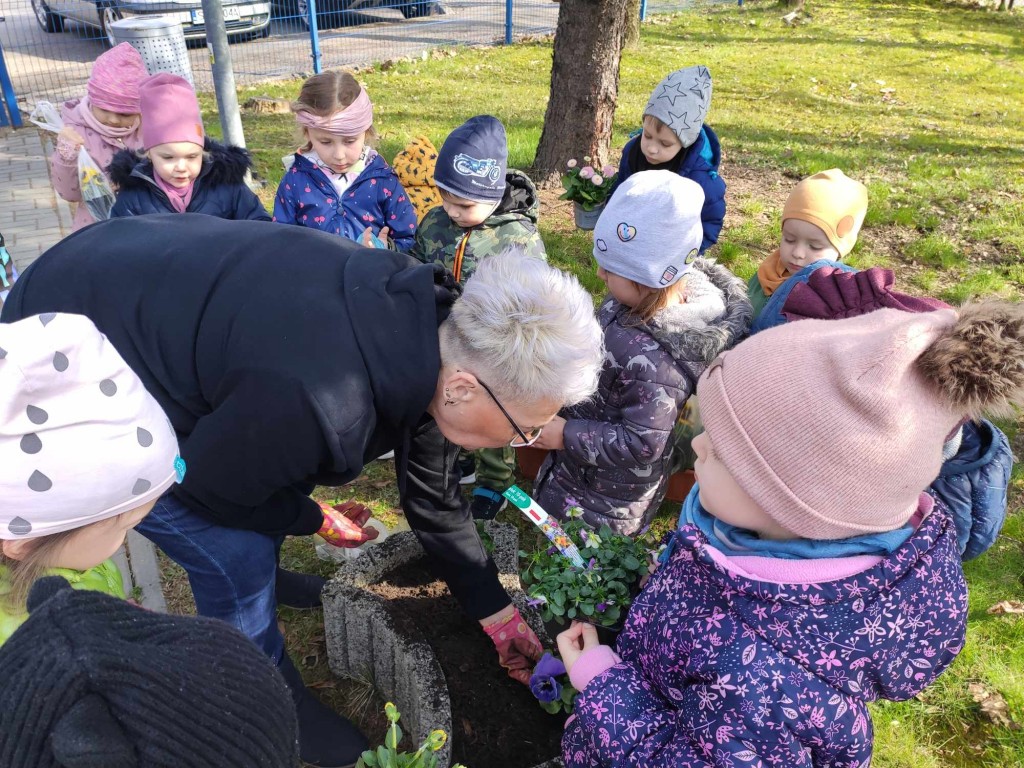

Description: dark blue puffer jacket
[931,419,1012,561]
[611,126,726,253]
[108,139,270,221]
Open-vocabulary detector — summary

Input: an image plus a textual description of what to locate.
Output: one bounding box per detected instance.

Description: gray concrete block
[324,524,557,767]
[125,530,167,612]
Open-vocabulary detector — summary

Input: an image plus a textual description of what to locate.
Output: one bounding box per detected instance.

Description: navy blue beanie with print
[434,115,508,204]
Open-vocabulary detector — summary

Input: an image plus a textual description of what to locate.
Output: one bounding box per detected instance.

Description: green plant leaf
[581,602,595,616]
[568,606,577,619]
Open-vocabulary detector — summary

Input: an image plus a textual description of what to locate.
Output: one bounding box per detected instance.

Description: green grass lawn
[188,0,1024,764]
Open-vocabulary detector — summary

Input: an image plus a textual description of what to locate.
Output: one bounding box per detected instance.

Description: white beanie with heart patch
[593,170,705,289]
[0,313,182,540]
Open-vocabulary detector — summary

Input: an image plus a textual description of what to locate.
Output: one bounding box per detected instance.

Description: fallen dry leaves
[968,683,1020,730]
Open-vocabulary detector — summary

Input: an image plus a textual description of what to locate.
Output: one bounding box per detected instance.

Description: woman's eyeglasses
[476,379,543,447]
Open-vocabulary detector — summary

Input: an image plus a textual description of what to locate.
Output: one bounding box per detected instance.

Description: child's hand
[360,226,390,249]
[58,126,85,148]
[532,415,566,451]
[556,621,601,675]
[317,500,380,547]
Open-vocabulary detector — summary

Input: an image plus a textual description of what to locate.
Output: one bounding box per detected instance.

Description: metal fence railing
[0,0,737,119]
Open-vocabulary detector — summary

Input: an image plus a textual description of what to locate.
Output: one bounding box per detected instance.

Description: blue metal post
[639,0,647,22]
[0,39,22,129]
[505,0,513,45]
[307,0,323,74]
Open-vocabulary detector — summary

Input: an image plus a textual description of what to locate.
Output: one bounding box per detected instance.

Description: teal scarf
[677,485,914,560]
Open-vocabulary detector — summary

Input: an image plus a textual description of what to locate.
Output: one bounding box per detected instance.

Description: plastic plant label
[503,485,585,568]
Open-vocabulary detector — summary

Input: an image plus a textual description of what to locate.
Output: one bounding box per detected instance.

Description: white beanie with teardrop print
[0,313,182,540]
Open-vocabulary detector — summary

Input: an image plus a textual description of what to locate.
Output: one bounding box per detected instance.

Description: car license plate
[190,7,242,24]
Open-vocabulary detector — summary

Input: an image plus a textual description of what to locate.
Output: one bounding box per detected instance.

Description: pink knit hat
[139,74,205,151]
[87,43,149,115]
[697,304,1024,539]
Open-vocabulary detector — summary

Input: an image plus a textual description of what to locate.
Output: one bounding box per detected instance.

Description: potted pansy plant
[560,157,618,231]
[519,501,652,646]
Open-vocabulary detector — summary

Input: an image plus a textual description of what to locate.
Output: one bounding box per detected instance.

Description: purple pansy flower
[529,652,566,703]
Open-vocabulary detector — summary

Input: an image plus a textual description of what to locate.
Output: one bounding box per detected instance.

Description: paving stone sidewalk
[2,126,167,611]
[0,127,73,272]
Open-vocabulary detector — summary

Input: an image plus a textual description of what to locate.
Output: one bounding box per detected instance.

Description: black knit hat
[0,577,298,768]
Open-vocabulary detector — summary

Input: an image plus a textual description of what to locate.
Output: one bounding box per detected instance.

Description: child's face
[306,127,366,175]
[779,218,840,274]
[597,266,649,308]
[47,500,157,571]
[90,105,140,130]
[148,142,204,188]
[439,189,496,229]
[692,432,795,540]
[640,116,684,166]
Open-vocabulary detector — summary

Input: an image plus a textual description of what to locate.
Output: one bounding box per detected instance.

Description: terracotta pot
[665,469,696,503]
[515,446,550,483]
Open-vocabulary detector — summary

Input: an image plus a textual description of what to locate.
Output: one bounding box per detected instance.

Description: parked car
[272,0,440,26]
[31,0,272,45]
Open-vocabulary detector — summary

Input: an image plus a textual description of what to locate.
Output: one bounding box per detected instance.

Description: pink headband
[295,87,373,136]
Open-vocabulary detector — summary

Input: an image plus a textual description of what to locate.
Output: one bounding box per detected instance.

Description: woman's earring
[444,388,455,406]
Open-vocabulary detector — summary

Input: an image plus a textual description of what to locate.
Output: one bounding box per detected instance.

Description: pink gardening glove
[483,608,544,686]
[316,501,380,548]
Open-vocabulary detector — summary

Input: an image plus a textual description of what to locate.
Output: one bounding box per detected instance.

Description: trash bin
[108,17,194,86]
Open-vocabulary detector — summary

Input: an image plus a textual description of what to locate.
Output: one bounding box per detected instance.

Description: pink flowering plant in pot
[519,502,651,631]
[560,157,618,212]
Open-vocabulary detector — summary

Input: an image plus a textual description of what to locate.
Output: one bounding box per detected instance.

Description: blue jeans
[136,493,285,663]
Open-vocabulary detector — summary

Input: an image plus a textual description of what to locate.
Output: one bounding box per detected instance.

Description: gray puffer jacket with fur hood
[535,259,752,535]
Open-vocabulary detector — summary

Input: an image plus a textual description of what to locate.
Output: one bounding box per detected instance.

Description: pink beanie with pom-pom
[697,304,1024,539]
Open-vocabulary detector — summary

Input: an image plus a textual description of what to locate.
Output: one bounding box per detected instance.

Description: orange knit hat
[782,169,868,258]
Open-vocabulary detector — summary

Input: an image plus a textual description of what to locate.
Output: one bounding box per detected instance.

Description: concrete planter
[323,522,558,768]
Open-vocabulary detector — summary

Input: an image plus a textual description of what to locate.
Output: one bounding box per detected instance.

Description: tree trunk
[533,0,630,182]
[623,0,641,49]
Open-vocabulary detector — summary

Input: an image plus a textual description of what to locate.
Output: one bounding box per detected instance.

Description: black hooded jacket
[2,214,507,617]
[108,138,271,221]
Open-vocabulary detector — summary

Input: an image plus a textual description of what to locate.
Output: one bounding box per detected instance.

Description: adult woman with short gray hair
[2,215,603,768]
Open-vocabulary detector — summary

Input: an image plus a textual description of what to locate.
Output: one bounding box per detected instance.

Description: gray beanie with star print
[0,313,181,540]
[643,65,713,149]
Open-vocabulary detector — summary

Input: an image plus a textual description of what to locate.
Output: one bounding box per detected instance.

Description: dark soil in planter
[368,557,566,767]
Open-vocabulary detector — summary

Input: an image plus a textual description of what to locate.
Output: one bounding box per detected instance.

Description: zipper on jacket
[452,232,471,284]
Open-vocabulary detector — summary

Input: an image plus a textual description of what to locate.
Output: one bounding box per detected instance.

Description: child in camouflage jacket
[411,116,547,519]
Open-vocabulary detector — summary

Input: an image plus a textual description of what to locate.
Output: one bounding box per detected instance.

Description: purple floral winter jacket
[563,505,968,767]
[536,259,751,534]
